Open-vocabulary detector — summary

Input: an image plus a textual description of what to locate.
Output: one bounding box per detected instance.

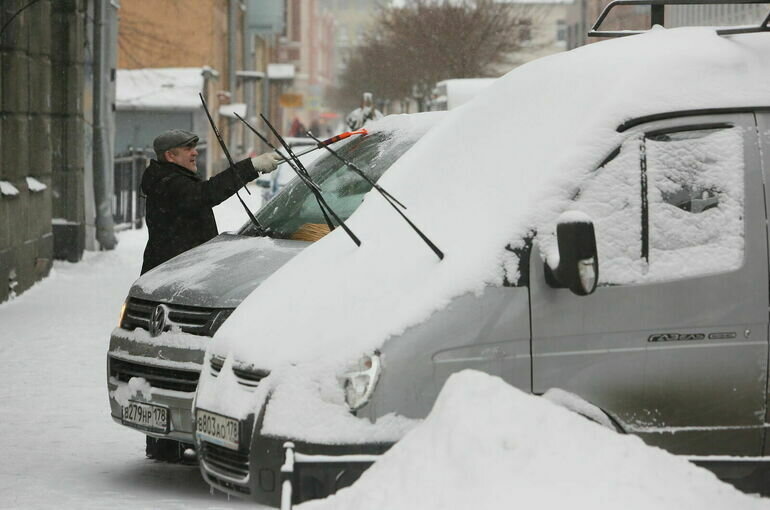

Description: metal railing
[113,148,150,230]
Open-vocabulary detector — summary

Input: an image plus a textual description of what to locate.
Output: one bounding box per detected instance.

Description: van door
[757,111,770,457]
[530,113,768,456]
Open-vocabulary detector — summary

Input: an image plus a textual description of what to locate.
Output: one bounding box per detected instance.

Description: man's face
[165,145,198,172]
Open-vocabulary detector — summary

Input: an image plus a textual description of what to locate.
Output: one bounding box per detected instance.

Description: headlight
[118,299,128,327]
[342,352,382,411]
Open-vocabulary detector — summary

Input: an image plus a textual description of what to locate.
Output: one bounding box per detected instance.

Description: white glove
[251,152,283,174]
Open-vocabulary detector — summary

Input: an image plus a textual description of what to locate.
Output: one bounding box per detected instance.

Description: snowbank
[300,370,770,510]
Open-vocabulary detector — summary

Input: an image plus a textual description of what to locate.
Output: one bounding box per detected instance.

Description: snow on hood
[298,370,770,510]
[213,29,770,371]
[134,235,307,307]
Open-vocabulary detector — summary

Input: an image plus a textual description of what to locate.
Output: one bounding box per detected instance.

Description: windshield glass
[239,132,418,240]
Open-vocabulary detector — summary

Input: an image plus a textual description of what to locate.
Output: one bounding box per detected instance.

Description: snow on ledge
[26,177,47,192]
[0,180,19,196]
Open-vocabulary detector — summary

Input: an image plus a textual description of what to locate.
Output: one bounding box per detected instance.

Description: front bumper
[107,328,206,444]
[196,409,393,506]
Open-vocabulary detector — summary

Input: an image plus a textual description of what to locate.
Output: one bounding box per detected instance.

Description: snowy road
[0,195,262,509]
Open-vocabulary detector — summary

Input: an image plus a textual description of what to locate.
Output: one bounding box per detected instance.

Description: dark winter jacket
[140,158,258,274]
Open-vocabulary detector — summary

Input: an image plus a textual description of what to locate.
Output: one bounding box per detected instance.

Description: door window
[645,127,745,281]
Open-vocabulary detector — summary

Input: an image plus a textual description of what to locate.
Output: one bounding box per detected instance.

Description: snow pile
[300,370,770,510]
[116,67,205,111]
[207,28,770,379]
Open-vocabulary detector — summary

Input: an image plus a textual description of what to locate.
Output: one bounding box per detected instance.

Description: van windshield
[239,132,418,240]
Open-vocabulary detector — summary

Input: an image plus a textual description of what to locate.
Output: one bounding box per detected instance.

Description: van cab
[192,6,770,506]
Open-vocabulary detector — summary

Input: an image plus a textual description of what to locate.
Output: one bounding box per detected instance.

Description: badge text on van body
[647,332,736,343]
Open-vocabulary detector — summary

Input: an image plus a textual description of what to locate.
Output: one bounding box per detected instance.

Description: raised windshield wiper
[235,112,334,232]
[198,93,263,232]
[306,130,444,261]
[234,112,361,247]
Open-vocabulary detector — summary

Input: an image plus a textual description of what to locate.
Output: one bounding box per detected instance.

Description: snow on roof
[211,28,770,375]
[116,67,206,111]
[299,370,770,510]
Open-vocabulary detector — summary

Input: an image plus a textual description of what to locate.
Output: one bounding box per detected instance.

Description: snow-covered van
[192,6,770,506]
[105,112,445,461]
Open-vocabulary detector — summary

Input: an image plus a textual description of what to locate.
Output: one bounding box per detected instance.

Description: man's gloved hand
[251,152,283,174]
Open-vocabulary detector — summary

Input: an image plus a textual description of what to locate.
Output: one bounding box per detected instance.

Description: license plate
[122,401,169,433]
[196,409,240,450]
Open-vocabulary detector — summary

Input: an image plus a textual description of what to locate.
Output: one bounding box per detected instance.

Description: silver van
[105,112,445,461]
[192,9,770,507]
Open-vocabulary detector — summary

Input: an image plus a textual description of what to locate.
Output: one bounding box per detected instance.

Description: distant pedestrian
[289,117,307,137]
[346,92,383,130]
[140,129,282,274]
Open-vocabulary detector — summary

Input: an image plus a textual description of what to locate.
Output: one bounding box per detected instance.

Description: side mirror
[545,211,599,296]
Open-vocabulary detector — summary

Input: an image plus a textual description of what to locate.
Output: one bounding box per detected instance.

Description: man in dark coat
[140,129,282,274]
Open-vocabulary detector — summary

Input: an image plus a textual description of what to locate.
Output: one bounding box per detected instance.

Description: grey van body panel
[530,113,769,456]
[365,286,531,420]
[130,234,308,308]
[758,111,770,457]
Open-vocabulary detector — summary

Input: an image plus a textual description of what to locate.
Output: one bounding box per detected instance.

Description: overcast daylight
[3,1,770,508]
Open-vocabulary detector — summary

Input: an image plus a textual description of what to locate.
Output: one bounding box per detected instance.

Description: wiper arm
[198,93,263,232]
[260,113,361,248]
[305,130,406,209]
[235,114,334,233]
[306,130,444,261]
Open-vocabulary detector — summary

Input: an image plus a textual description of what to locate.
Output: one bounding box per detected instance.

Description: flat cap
[153,129,199,157]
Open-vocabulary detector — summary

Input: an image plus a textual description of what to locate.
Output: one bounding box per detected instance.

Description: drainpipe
[92,0,117,249]
[228,0,238,153]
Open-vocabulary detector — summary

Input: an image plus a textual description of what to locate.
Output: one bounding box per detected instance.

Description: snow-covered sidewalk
[0,195,258,509]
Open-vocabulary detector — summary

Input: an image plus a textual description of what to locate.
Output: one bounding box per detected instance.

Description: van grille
[200,441,250,482]
[109,356,199,393]
[121,297,232,337]
[210,356,268,389]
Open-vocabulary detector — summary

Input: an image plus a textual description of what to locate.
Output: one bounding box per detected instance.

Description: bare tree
[334,0,546,111]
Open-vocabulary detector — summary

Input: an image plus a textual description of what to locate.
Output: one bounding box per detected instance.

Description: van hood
[131,234,308,308]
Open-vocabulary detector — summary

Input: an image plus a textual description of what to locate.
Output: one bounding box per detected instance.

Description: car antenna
[306,130,444,261]
[198,93,264,231]
[234,113,336,233]
[260,113,362,247]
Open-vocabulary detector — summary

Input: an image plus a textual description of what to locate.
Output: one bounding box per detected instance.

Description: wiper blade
[235,113,322,194]
[260,113,361,248]
[305,130,406,209]
[235,114,333,234]
[199,93,263,231]
[307,131,443,261]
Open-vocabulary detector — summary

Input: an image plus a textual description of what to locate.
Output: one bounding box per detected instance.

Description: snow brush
[291,128,368,159]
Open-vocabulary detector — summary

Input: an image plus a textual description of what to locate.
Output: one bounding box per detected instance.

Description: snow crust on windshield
[299,370,770,510]
[199,29,770,418]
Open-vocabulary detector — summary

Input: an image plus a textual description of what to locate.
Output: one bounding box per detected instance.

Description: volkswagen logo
[149,304,169,337]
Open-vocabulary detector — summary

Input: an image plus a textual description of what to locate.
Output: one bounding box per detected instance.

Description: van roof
[217,28,770,371]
